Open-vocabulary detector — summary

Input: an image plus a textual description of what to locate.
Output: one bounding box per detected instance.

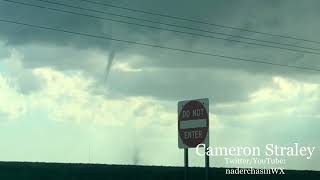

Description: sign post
[178,98,209,180]
[184,148,188,180]
[205,148,209,180]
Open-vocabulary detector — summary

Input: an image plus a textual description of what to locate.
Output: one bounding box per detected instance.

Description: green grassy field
[0,162,319,180]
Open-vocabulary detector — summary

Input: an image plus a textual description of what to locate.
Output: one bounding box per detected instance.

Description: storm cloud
[0,0,320,170]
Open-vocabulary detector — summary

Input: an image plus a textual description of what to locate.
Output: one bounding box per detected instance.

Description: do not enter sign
[178,98,209,149]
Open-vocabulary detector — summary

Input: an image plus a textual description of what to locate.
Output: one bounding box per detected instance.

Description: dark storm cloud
[12,44,108,73]
[1,0,320,71]
[0,1,105,46]
[1,0,320,102]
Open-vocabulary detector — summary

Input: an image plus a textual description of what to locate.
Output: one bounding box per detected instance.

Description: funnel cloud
[104,50,116,85]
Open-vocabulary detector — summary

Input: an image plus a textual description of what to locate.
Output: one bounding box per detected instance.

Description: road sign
[178,98,209,149]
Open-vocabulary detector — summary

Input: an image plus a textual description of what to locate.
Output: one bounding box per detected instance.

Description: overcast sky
[0,0,320,171]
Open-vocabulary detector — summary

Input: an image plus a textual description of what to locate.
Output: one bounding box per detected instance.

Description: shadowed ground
[0,161,319,180]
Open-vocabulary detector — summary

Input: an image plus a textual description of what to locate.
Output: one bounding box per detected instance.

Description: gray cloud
[16,69,43,94]
[107,68,271,103]
[1,0,320,102]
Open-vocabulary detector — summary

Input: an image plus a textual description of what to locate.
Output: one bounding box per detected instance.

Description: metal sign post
[205,147,209,180]
[184,148,188,180]
[178,98,210,180]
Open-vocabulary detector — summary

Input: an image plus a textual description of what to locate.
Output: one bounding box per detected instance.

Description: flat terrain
[0,162,319,180]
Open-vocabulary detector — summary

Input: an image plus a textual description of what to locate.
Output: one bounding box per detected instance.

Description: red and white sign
[178,98,209,149]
